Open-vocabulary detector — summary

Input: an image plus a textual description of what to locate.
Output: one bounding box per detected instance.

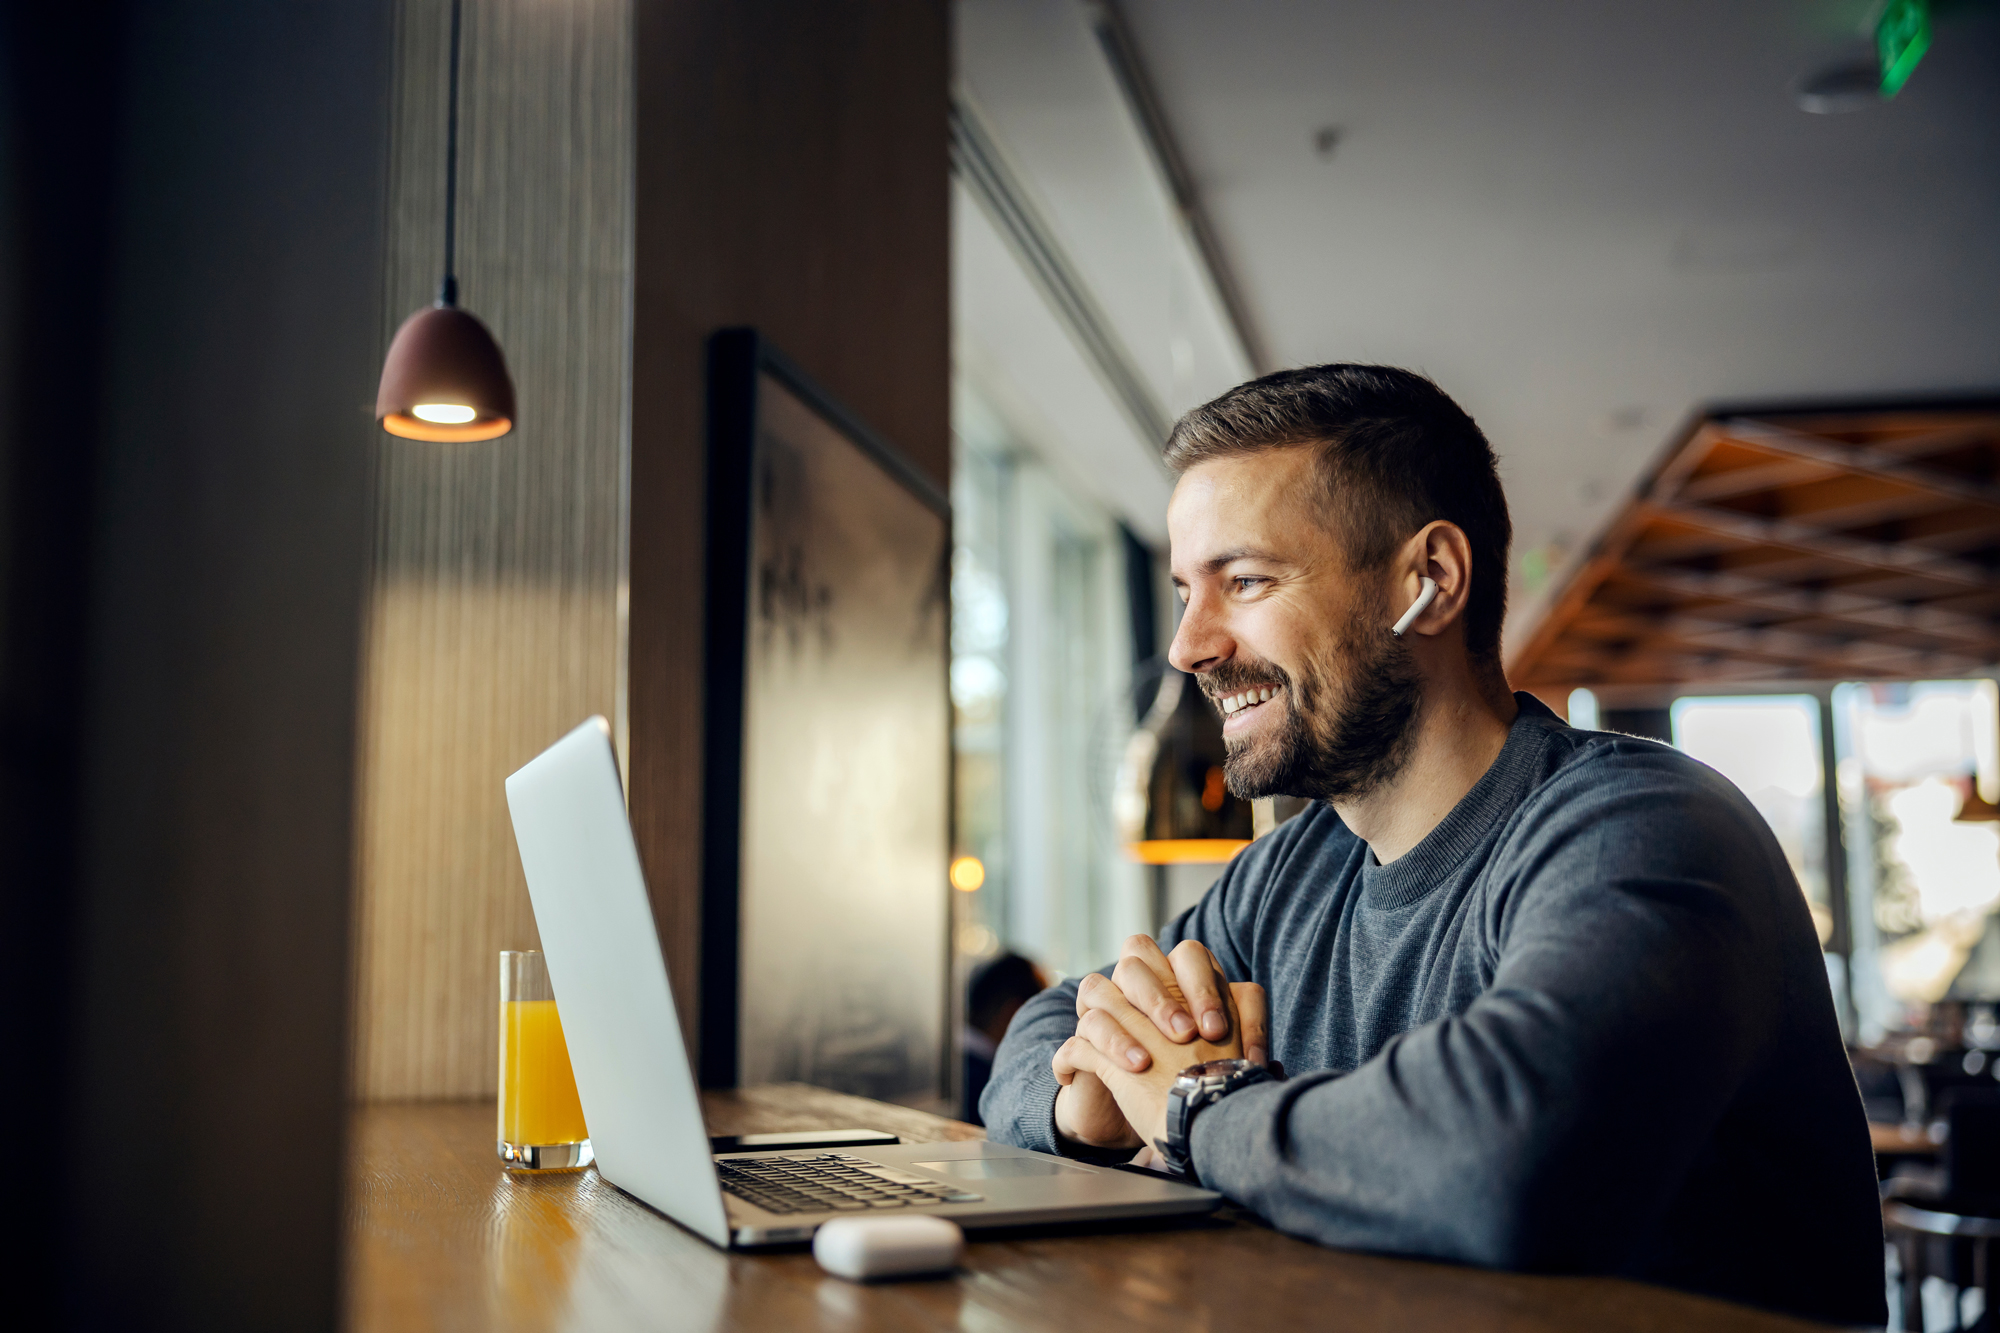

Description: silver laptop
[505,717,1221,1248]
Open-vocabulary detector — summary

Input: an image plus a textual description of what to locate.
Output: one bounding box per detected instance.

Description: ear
[1392,521,1474,638]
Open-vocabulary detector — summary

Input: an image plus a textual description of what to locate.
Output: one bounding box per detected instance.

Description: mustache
[1197,659,1294,706]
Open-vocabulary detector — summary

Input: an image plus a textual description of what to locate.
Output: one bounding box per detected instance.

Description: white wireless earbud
[1390,576,1439,637]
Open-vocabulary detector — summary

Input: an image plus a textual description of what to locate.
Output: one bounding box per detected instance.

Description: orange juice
[499,999,588,1145]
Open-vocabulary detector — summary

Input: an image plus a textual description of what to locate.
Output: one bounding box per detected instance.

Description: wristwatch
[1156,1058,1275,1184]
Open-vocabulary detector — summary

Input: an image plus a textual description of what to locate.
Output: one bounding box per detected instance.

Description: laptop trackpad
[915,1157,1094,1179]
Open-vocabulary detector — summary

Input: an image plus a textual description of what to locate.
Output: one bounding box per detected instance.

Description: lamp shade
[376,303,516,441]
[1113,665,1254,865]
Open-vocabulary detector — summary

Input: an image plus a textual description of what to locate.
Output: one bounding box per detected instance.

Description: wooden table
[347,1085,1835,1332]
[1870,1121,1942,1158]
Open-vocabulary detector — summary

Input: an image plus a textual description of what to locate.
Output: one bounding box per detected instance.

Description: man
[980,365,1884,1325]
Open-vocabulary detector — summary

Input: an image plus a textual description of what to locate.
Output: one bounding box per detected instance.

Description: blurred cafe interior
[4,0,1998,1329]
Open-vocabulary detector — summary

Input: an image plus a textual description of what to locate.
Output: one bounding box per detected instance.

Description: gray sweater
[982,696,1885,1326]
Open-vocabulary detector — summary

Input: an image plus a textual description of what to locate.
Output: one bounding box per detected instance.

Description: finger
[1170,940,1232,1042]
[1231,981,1269,1065]
[1121,935,1197,1039]
[1078,1007,1151,1072]
[1113,955,1196,1043]
[1077,972,1171,1054]
[1052,1034,1103,1086]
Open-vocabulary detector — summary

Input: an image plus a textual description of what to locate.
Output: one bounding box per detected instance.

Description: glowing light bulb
[949,856,985,892]
[411,403,477,425]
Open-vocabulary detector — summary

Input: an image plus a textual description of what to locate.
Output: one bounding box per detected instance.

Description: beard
[1200,587,1423,803]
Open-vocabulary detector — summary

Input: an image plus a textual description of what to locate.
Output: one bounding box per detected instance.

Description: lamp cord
[439,0,462,306]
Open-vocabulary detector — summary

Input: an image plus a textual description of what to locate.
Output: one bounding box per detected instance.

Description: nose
[1168,590,1233,676]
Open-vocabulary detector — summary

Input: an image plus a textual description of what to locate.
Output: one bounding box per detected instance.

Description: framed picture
[700,328,951,1099]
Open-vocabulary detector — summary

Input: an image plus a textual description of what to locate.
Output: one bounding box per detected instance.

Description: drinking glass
[498,950,592,1169]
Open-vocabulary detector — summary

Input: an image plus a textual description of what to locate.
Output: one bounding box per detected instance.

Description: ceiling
[1507,401,2000,691]
[959,0,2000,651]
[956,0,1254,545]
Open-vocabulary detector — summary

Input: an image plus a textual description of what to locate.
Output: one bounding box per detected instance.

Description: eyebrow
[1173,547,1286,581]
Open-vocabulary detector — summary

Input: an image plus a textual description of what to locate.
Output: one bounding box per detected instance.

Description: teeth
[1216,688,1280,712]
[1220,689,1280,716]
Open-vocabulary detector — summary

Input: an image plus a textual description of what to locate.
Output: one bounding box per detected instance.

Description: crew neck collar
[1358,694,1561,910]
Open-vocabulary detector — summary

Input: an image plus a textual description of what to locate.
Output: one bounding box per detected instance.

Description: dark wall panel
[628,0,950,1063]
[0,3,125,1318]
[22,2,391,1325]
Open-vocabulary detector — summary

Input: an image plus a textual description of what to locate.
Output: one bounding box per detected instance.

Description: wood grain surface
[626,0,951,1072]
[346,1087,1838,1332]
[349,0,634,1101]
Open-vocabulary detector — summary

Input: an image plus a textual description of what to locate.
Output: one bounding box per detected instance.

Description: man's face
[1166,448,1421,802]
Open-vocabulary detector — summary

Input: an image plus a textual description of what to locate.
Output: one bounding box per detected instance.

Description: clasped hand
[1051,935,1267,1154]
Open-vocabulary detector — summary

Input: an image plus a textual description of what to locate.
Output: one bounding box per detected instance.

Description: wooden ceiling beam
[1529,630,1979,686]
[1707,419,2000,515]
[1737,415,2000,466]
[1662,502,1994,589]
[1628,533,1949,598]
[1522,615,1990,687]
[1647,489,1968,549]
[1611,566,2000,651]
[1877,508,2000,551]
[1568,610,1977,674]
[1793,493,1994,536]
[1522,645,1814,688]
[1676,457,1840,505]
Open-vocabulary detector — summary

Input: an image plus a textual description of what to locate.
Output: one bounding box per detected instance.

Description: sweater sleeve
[978,831,1278,1154]
[1188,752,1796,1271]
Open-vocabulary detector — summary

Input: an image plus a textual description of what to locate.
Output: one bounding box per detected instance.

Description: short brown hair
[1165,364,1512,665]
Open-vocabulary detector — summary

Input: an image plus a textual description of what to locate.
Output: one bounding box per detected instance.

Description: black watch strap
[1157,1060,1275,1183]
[1162,1083,1201,1183]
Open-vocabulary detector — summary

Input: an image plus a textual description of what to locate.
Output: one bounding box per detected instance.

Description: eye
[1174,585,1190,605]
[1233,576,1266,594]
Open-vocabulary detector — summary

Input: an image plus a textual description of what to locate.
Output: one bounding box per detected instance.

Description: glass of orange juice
[498,950,592,1170]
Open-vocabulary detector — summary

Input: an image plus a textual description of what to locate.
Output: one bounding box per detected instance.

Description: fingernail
[1250,1046,1268,1065]
[1128,1050,1147,1069]
[1202,1013,1226,1039]
[1170,1012,1194,1040]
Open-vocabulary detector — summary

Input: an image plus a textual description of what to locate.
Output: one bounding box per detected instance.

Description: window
[1671,695,1831,944]
[950,438,1010,963]
[951,396,1150,981]
[1834,681,2000,1041]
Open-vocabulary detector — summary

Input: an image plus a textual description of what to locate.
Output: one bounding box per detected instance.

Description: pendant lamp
[377,0,515,442]
[1113,662,1255,865]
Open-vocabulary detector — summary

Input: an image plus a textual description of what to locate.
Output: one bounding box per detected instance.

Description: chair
[1885,1090,2000,1331]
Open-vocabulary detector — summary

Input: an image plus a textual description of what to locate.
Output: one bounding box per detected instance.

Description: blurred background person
[962,953,1048,1124]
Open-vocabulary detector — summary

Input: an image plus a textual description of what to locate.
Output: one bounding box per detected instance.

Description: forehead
[1167,448,1333,570]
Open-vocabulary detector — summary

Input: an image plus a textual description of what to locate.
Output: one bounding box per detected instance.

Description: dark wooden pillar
[1,2,390,1325]
[627,1,950,1066]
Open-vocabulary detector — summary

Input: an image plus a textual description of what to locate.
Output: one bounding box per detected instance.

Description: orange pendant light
[377,0,514,443]
[1114,665,1254,866]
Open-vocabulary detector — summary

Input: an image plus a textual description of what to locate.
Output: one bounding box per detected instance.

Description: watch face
[1189,1058,1257,1078]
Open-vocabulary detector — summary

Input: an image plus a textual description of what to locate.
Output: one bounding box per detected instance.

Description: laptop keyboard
[717,1152,984,1215]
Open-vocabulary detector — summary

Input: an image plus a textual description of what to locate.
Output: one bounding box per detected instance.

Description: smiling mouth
[1217,685,1281,718]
